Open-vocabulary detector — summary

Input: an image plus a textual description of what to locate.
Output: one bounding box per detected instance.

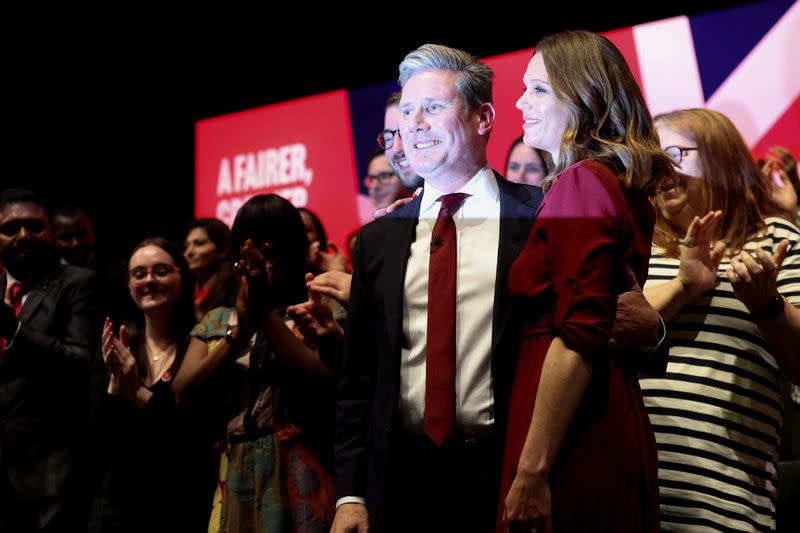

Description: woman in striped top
[642,108,800,532]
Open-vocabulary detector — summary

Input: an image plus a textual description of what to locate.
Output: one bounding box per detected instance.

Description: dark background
[5,2,750,268]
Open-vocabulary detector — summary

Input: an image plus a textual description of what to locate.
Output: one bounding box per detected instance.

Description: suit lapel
[375,175,541,358]
[383,195,422,356]
[17,267,62,326]
[492,174,539,355]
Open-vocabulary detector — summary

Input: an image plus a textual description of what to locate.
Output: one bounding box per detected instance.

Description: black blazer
[335,173,542,526]
[0,264,100,499]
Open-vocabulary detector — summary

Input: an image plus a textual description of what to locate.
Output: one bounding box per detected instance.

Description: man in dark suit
[0,188,100,531]
[332,44,543,533]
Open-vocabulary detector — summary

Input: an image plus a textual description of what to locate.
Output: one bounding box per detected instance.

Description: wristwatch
[751,294,785,320]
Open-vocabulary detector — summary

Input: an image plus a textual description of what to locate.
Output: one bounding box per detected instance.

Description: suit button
[384,426,391,433]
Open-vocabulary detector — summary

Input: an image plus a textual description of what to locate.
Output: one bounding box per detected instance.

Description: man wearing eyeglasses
[379,92,424,190]
[0,188,100,532]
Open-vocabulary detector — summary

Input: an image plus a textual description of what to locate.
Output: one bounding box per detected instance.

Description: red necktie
[10,282,24,316]
[425,192,469,446]
[1,282,24,356]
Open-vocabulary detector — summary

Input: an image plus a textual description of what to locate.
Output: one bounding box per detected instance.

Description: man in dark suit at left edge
[0,188,100,532]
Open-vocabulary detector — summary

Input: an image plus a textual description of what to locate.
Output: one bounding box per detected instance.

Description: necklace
[145,338,177,362]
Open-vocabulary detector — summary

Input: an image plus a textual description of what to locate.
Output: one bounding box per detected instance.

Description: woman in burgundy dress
[498,30,675,532]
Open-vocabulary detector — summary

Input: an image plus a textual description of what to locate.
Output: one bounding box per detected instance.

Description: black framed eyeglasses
[377,129,400,150]
[364,171,397,187]
[665,145,698,165]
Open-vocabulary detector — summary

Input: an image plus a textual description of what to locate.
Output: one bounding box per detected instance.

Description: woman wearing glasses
[641,108,800,531]
[90,237,212,533]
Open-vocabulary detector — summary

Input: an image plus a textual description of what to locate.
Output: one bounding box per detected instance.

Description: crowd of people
[1,29,798,533]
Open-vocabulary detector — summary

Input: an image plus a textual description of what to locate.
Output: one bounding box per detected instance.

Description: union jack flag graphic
[485,0,800,168]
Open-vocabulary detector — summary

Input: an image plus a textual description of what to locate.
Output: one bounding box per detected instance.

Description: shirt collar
[419,165,497,216]
[4,271,19,287]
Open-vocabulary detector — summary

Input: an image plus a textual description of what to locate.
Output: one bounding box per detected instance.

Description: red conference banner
[195,90,360,249]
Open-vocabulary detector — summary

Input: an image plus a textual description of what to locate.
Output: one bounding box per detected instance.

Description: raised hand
[676,210,727,297]
[102,317,121,395]
[307,270,351,307]
[108,325,141,399]
[235,239,273,332]
[287,273,343,341]
[726,239,789,313]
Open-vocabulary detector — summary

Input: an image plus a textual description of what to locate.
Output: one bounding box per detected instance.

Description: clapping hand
[287,273,343,341]
[235,239,273,333]
[307,270,351,307]
[726,239,789,313]
[102,317,139,398]
[676,211,727,297]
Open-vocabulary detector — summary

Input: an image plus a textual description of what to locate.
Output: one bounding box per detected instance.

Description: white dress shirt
[335,166,502,509]
[399,165,500,436]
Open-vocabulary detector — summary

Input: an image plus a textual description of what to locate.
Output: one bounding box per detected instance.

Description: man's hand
[287,274,343,341]
[308,271,352,308]
[609,265,659,349]
[331,503,369,533]
[372,187,421,218]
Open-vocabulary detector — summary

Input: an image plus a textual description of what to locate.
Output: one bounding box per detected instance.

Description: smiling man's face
[398,70,487,186]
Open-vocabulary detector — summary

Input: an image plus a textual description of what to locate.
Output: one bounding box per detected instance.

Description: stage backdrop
[196,0,799,248]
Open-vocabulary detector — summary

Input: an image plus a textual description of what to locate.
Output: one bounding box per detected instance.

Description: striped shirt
[641,216,800,532]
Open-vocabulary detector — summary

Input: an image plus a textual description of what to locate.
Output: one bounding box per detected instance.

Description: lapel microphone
[430,234,443,253]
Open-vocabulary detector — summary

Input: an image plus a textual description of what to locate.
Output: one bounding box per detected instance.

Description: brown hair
[535,30,673,195]
[652,108,777,257]
[386,91,402,109]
